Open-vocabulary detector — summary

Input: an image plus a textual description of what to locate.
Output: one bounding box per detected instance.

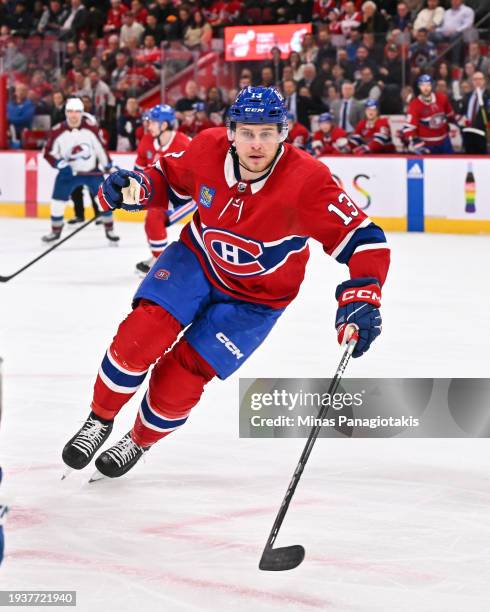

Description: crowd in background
[3,0,490,153]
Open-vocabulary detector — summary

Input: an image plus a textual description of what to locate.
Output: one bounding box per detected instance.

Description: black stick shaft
[262,338,357,551]
[0,216,97,283]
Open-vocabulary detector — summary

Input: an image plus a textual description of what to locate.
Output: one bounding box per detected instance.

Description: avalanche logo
[201,227,308,277]
[68,143,91,161]
[199,185,216,208]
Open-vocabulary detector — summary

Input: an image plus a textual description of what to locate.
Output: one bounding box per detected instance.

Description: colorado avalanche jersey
[350,117,395,153]
[134,130,191,171]
[403,93,455,145]
[143,128,389,309]
[44,118,111,172]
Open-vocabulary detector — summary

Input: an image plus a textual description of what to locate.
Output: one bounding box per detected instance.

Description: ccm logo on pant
[216,332,244,360]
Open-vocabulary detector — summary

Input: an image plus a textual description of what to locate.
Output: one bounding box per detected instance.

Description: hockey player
[285,112,310,150]
[349,99,395,154]
[177,101,214,139]
[42,97,119,243]
[401,74,457,154]
[311,112,350,156]
[133,104,195,275]
[62,87,390,480]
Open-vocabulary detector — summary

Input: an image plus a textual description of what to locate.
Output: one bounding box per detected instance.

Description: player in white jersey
[42,97,119,243]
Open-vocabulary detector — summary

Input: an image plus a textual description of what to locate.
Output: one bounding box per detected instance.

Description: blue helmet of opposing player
[148,104,175,129]
[318,112,334,123]
[227,86,288,142]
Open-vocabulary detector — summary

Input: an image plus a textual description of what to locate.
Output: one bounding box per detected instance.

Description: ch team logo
[154,269,170,280]
[69,143,91,161]
[200,227,308,277]
[199,185,216,208]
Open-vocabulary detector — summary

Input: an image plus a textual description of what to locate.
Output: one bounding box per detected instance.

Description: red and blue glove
[98,169,150,212]
[335,277,382,358]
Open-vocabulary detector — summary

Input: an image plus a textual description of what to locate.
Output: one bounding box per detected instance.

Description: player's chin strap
[230,143,283,180]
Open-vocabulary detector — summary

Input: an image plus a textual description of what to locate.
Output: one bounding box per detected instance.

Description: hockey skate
[62,412,113,474]
[90,432,149,481]
[67,216,84,225]
[135,256,156,276]
[105,229,120,243]
[41,230,62,243]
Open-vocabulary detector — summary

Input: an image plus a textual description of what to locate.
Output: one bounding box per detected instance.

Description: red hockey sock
[131,339,216,447]
[145,207,168,258]
[91,299,182,421]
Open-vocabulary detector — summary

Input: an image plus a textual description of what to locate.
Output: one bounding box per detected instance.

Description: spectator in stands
[238,69,252,89]
[330,81,364,133]
[331,62,347,89]
[120,11,145,46]
[150,0,176,31]
[409,28,437,77]
[354,66,381,102]
[205,86,225,114]
[315,29,337,69]
[359,1,388,36]
[297,63,323,101]
[460,71,489,153]
[390,2,412,45]
[287,51,304,82]
[7,0,33,38]
[4,40,28,73]
[183,9,212,51]
[101,34,120,74]
[175,80,202,116]
[117,96,141,150]
[300,33,319,64]
[144,12,164,44]
[378,43,405,113]
[77,38,92,65]
[282,78,314,130]
[340,1,362,38]
[37,0,67,36]
[8,82,35,142]
[87,70,116,124]
[431,0,475,64]
[413,0,444,32]
[259,65,274,87]
[268,46,284,84]
[104,0,128,35]
[131,0,148,25]
[467,41,489,75]
[59,0,88,42]
[361,32,384,65]
[348,45,377,81]
[434,60,452,88]
[111,51,130,88]
[73,71,90,97]
[51,90,65,126]
[346,30,362,61]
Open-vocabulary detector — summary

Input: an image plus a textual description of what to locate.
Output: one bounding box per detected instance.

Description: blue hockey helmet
[227,86,288,142]
[318,112,334,123]
[364,98,379,109]
[148,104,175,128]
[417,74,433,86]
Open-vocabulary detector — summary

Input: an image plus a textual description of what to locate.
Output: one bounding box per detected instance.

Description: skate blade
[61,467,74,480]
[88,469,107,483]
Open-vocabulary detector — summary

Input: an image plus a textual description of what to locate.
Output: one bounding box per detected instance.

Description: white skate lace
[105,434,143,468]
[72,418,109,457]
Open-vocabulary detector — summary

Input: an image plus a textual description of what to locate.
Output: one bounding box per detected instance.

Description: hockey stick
[258,329,358,571]
[0,216,96,283]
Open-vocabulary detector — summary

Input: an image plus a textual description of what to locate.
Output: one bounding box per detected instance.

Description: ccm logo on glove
[338,285,381,307]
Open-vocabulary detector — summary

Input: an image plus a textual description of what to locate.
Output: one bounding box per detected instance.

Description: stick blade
[259,545,305,571]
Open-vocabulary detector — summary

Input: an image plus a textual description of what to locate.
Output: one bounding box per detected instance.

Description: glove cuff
[336,277,381,307]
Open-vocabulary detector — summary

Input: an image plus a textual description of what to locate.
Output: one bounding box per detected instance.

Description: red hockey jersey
[350,117,395,153]
[141,128,389,309]
[312,127,350,155]
[403,93,455,145]
[134,130,191,170]
[287,122,309,149]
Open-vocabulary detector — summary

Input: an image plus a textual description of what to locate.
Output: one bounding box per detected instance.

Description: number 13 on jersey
[327,193,359,226]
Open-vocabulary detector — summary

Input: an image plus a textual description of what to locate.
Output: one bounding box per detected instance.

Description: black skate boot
[135,256,156,276]
[67,216,85,225]
[62,411,113,470]
[105,229,120,243]
[93,432,149,479]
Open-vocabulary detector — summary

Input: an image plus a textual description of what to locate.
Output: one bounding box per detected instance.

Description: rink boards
[0,151,488,234]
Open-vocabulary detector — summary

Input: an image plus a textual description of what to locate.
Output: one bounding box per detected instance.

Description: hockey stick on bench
[258,327,358,571]
[0,216,96,283]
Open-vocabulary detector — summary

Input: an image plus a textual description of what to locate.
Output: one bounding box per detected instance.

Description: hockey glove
[335,277,382,358]
[56,160,73,177]
[98,169,150,212]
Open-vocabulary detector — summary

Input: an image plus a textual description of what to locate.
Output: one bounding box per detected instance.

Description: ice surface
[0,218,489,611]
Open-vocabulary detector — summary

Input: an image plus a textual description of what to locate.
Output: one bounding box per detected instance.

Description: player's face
[319,121,332,134]
[66,110,82,128]
[234,123,281,173]
[148,120,162,137]
[419,82,432,97]
[365,108,377,121]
